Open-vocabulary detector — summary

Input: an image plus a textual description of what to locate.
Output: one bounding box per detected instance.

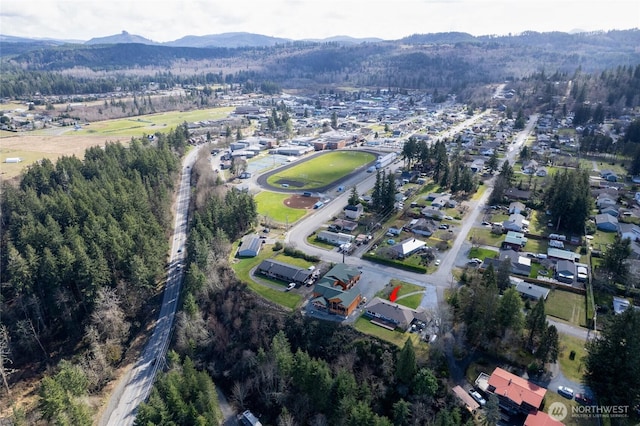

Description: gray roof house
[510,277,549,300]
[256,259,312,284]
[499,249,532,276]
[364,297,416,330]
[555,260,576,284]
[237,234,263,257]
[503,213,529,232]
[410,218,437,237]
[508,202,526,215]
[595,213,618,232]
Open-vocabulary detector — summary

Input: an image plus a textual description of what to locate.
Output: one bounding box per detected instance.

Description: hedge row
[362,253,427,274]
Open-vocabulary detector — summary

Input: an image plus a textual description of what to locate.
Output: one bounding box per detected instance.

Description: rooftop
[487,367,546,409]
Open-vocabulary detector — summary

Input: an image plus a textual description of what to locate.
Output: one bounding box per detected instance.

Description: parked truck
[375,152,397,169]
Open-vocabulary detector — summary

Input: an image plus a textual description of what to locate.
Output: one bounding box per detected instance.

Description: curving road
[100,147,200,426]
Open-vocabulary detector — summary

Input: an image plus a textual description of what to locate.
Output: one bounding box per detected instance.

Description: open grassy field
[34,107,235,138]
[254,191,308,224]
[266,151,375,189]
[557,333,588,383]
[545,290,588,327]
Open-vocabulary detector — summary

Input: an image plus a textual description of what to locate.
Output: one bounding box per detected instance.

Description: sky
[1,0,638,42]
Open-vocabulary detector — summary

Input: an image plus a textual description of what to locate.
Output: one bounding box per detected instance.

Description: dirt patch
[284,195,319,209]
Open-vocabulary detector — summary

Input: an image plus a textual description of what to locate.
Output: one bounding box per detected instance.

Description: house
[236,234,262,257]
[311,264,362,317]
[421,207,444,219]
[503,213,529,232]
[431,193,452,209]
[470,159,485,173]
[524,410,564,426]
[595,213,618,232]
[502,231,528,251]
[391,238,427,258]
[332,219,358,233]
[618,223,640,243]
[523,159,538,174]
[344,203,364,220]
[484,367,546,414]
[256,259,312,285]
[596,194,617,210]
[511,277,550,300]
[555,259,576,283]
[600,206,619,217]
[504,187,532,201]
[317,230,354,246]
[500,249,532,276]
[508,201,526,215]
[600,169,618,182]
[547,248,580,262]
[364,297,416,330]
[410,218,437,237]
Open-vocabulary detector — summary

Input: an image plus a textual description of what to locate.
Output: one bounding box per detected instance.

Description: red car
[575,393,593,405]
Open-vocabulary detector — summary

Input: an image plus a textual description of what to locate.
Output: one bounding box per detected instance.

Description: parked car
[285,282,296,291]
[575,393,593,405]
[469,389,486,406]
[434,259,441,266]
[438,224,449,230]
[558,386,574,399]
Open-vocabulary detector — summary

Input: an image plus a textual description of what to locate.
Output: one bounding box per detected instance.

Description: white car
[558,386,574,399]
[434,259,441,266]
[286,282,296,291]
[469,389,486,406]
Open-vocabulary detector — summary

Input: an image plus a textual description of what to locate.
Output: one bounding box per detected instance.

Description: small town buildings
[478,367,546,414]
[619,223,640,243]
[409,218,437,237]
[363,297,416,330]
[508,201,526,215]
[391,238,427,259]
[524,410,564,426]
[421,207,444,219]
[236,234,262,257]
[595,213,618,232]
[331,219,358,233]
[256,259,312,285]
[510,277,550,300]
[452,385,480,413]
[502,231,528,251]
[344,203,364,220]
[504,187,532,201]
[317,230,354,246]
[311,264,362,317]
[555,259,576,283]
[503,213,529,232]
[547,248,581,262]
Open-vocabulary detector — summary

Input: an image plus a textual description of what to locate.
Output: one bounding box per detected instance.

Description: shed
[237,234,262,257]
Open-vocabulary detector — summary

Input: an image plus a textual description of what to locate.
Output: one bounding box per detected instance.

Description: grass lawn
[545,289,588,327]
[557,333,588,383]
[306,234,337,250]
[529,262,551,278]
[524,238,548,255]
[468,247,499,261]
[231,245,302,310]
[378,280,425,309]
[254,191,308,224]
[469,228,505,248]
[42,107,235,138]
[542,391,599,426]
[266,151,375,189]
[354,316,426,357]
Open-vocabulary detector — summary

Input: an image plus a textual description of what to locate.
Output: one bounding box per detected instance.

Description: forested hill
[0,132,186,379]
[2,30,639,95]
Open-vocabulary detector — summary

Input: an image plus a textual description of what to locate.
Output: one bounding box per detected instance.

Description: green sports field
[266,151,375,190]
[254,191,308,224]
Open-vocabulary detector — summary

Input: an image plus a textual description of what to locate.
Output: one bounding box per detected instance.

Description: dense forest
[1,30,639,100]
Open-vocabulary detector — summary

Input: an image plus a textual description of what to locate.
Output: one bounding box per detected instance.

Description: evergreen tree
[396,338,417,384]
[602,233,632,286]
[585,309,640,408]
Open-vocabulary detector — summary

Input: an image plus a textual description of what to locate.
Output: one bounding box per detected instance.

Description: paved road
[100,147,200,426]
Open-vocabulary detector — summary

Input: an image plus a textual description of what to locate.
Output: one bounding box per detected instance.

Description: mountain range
[0,30,385,49]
